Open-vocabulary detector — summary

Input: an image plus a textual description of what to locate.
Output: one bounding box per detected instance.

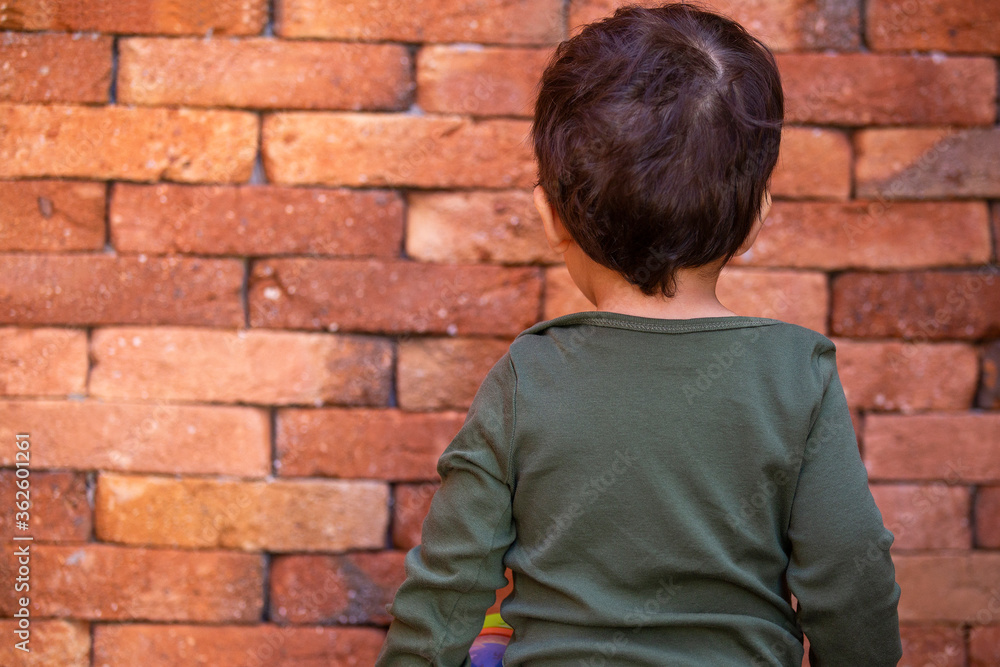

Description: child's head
[531,2,784,298]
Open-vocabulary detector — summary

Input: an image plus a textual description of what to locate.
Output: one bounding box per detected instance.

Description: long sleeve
[376,352,518,667]
[785,343,902,666]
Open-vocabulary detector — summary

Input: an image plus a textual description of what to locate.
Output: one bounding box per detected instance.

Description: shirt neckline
[517,310,781,337]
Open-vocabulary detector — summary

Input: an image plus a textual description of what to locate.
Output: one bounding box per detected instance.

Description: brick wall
[0,0,997,665]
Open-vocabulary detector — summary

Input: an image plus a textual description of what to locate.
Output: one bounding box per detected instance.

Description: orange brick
[832,270,1000,340]
[277,408,465,480]
[894,554,1000,623]
[397,337,512,410]
[270,552,406,624]
[867,0,1000,54]
[89,327,393,405]
[0,180,105,251]
[856,128,1000,199]
[0,399,270,475]
[992,202,1000,261]
[0,471,90,541]
[0,327,87,396]
[93,624,386,667]
[0,33,111,103]
[95,473,388,551]
[734,201,991,270]
[835,340,978,412]
[971,626,1000,667]
[865,414,1000,482]
[0,544,263,622]
[869,483,971,550]
[771,127,851,200]
[118,38,412,110]
[393,482,438,549]
[250,259,542,336]
[0,620,89,666]
[277,0,563,44]
[981,341,1000,409]
[111,184,404,256]
[407,190,561,265]
[543,265,593,319]
[0,0,267,35]
[569,0,861,51]
[0,254,244,326]
[0,104,257,182]
[416,45,552,116]
[976,487,1000,548]
[778,53,996,126]
[262,113,534,188]
[718,268,829,333]
[899,626,966,667]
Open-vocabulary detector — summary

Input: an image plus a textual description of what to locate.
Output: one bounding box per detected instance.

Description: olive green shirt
[376,312,902,666]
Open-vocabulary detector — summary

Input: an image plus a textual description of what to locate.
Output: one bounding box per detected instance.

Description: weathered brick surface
[90,327,392,405]
[0,399,270,475]
[0,254,244,326]
[865,414,1000,482]
[262,113,535,188]
[93,624,386,666]
[0,33,112,103]
[867,0,1000,54]
[0,180,106,251]
[980,341,1000,408]
[397,337,512,410]
[0,620,89,667]
[277,0,563,43]
[393,482,438,549]
[971,626,1000,667]
[869,483,971,549]
[832,270,1000,340]
[0,327,88,396]
[975,487,1000,548]
[111,184,404,256]
[0,470,91,541]
[0,0,268,34]
[894,554,1000,623]
[770,127,852,200]
[119,38,412,110]
[407,190,561,265]
[95,473,389,551]
[250,258,542,336]
[899,626,967,667]
[270,551,406,624]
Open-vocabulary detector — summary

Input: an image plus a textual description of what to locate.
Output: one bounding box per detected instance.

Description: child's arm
[786,343,902,666]
[375,353,517,666]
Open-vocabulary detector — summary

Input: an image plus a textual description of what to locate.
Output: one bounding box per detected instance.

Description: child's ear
[533,185,573,255]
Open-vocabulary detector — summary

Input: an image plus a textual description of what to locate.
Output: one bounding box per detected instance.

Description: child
[376,3,902,665]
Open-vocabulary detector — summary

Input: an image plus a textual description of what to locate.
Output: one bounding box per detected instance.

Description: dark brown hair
[531,2,784,297]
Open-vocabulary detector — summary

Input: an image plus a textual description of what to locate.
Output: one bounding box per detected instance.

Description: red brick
[976,486,1000,548]
[835,340,978,412]
[0,33,111,103]
[119,38,412,110]
[397,337,512,410]
[867,0,1000,54]
[90,327,392,405]
[971,626,1000,667]
[894,554,1000,623]
[771,127,851,200]
[250,259,542,336]
[0,0,267,35]
[569,0,861,51]
[856,128,1000,199]
[0,544,263,622]
[865,414,1000,482]
[0,471,90,541]
[407,190,561,265]
[277,0,563,44]
[0,254,244,326]
[111,184,403,257]
[734,201,991,270]
[0,180,105,251]
[0,399,269,475]
[0,620,89,666]
[992,202,999,261]
[979,341,1000,409]
[832,270,1000,340]
[544,265,593,319]
[899,626,966,667]
[393,482,438,549]
[869,483,971,550]
[0,104,257,182]
[262,113,534,188]
[270,551,406,624]
[93,624,385,667]
[416,45,552,116]
[0,327,87,396]
[277,408,465,480]
[778,53,996,126]
[95,473,389,552]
